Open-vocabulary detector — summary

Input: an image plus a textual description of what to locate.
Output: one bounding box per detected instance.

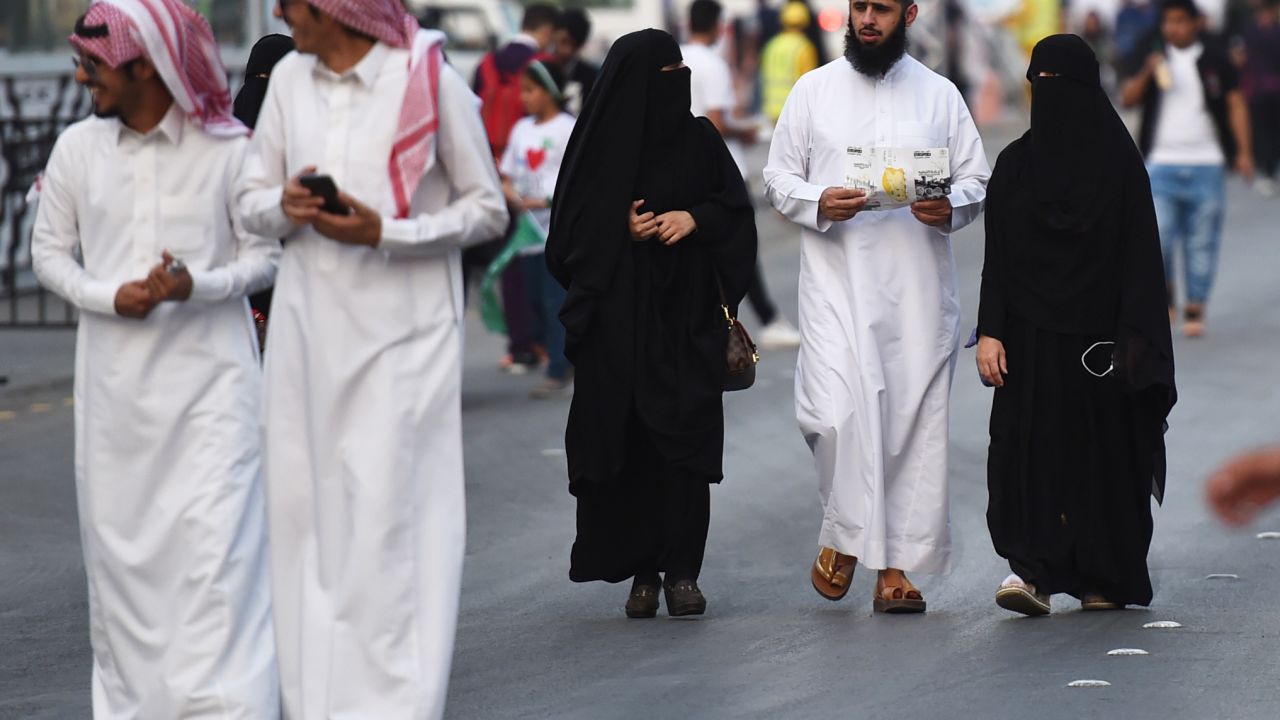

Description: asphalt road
[3,129,1280,720]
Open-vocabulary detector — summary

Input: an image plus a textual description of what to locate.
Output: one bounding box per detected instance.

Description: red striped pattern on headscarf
[72,0,245,138]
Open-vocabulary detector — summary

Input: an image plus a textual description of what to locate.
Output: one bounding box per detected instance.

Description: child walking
[500,60,577,397]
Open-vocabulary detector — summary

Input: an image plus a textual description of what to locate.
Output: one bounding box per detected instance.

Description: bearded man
[763,0,989,613]
[236,0,505,717]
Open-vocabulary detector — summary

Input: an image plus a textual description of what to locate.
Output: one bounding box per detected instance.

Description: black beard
[844,16,909,78]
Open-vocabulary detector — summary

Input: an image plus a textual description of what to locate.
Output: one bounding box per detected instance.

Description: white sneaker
[1256,177,1276,197]
[759,316,802,349]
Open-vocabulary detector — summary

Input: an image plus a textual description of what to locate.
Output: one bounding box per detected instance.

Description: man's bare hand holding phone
[282,167,382,247]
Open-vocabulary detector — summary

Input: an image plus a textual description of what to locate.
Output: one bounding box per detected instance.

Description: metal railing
[1,73,90,328]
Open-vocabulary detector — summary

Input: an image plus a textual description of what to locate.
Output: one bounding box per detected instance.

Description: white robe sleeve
[377,65,508,255]
[189,141,281,303]
[763,76,834,233]
[940,86,990,235]
[31,134,119,317]
[235,75,295,241]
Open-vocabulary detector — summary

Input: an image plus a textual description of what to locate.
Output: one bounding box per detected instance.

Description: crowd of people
[23,0,1280,717]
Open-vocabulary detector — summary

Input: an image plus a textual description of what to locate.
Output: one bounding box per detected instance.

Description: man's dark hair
[1160,0,1201,18]
[522,3,561,32]
[555,8,591,48]
[690,0,723,34]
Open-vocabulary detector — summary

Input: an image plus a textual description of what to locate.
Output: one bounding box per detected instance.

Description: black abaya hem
[986,315,1158,606]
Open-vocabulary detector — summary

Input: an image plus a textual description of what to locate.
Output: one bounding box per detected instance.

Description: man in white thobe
[32,1,279,716]
[764,0,989,611]
[236,1,505,717]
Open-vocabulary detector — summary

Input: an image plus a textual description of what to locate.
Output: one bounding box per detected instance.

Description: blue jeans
[521,253,571,381]
[1147,163,1225,306]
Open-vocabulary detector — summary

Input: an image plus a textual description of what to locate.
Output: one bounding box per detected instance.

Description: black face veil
[547,29,696,301]
[1024,34,1131,233]
[233,34,295,129]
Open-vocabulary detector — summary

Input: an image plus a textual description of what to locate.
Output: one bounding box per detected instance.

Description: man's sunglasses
[71,53,101,80]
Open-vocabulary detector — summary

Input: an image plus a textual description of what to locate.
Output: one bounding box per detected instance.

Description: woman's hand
[976,335,1008,388]
[654,210,697,245]
[629,199,658,242]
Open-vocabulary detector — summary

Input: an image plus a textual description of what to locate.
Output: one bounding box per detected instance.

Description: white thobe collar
[309,41,392,88]
[116,102,185,146]
[852,54,914,87]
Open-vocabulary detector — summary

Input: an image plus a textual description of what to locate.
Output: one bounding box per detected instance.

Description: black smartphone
[298,173,351,215]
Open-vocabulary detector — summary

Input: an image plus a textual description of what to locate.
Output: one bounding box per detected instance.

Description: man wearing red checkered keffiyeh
[236,2,505,718]
[31,1,283,717]
[69,0,245,136]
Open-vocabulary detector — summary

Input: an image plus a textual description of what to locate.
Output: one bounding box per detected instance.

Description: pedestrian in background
[237,0,505,716]
[764,0,990,614]
[498,60,575,397]
[761,1,819,125]
[1121,0,1253,338]
[978,35,1176,617]
[1241,0,1280,196]
[553,8,599,117]
[473,3,560,374]
[683,0,802,349]
[548,30,757,619]
[233,32,295,348]
[33,0,280,714]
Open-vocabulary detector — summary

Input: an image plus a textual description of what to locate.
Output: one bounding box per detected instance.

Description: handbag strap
[712,268,734,328]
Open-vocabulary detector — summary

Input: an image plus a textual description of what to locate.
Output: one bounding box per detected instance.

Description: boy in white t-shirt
[500,60,577,397]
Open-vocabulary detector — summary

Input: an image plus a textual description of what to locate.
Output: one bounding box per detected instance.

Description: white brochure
[843,145,952,211]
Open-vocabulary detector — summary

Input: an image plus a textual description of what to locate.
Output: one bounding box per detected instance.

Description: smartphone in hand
[298,173,351,215]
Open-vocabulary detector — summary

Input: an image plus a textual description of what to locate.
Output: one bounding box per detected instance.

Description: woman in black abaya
[976,35,1176,615]
[546,29,757,618]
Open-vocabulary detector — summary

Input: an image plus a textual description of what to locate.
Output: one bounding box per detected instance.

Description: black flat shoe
[625,583,660,619]
[663,579,707,617]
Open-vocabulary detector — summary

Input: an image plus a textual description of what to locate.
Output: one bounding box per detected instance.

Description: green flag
[479,212,546,335]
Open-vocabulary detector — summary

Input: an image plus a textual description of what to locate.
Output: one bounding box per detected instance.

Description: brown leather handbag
[716,272,759,392]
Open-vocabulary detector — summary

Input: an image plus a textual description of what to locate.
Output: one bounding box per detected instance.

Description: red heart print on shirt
[526,147,547,172]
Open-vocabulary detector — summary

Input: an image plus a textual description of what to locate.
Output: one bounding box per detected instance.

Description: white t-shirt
[499,112,576,248]
[1149,43,1224,166]
[680,41,748,179]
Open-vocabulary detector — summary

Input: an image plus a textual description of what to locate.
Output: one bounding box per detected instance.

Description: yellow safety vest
[762,31,818,123]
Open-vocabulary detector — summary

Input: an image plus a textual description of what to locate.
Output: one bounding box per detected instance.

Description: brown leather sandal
[810,547,857,601]
[873,576,926,614]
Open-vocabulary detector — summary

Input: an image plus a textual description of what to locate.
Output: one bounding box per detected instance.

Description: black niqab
[233,34,294,129]
[1024,34,1126,234]
[547,30,757,583]
[978,35,1176,606]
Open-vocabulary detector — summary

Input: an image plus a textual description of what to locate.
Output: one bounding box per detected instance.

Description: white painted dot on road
[1256,531,1280,540]
[0,410,15,421]
[29,403,51,413]
[1205,573,1240,581]
[1143,621,1183,629]
[1107,648,1149,656]
[540,448,566,458]
[1067,680,1111,688]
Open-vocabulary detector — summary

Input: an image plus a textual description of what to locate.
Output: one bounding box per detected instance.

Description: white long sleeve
[32,132,120,317]
[378,67,507,254]
[763,75,834,234]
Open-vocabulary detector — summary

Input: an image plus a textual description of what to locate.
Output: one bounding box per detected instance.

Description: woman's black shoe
[625,583,660,619]
[663,579,707,617]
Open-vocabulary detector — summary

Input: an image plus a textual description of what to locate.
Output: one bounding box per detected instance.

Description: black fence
[1,73,90,328]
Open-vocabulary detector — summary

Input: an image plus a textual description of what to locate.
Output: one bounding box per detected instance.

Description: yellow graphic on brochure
[882,167,909,202]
